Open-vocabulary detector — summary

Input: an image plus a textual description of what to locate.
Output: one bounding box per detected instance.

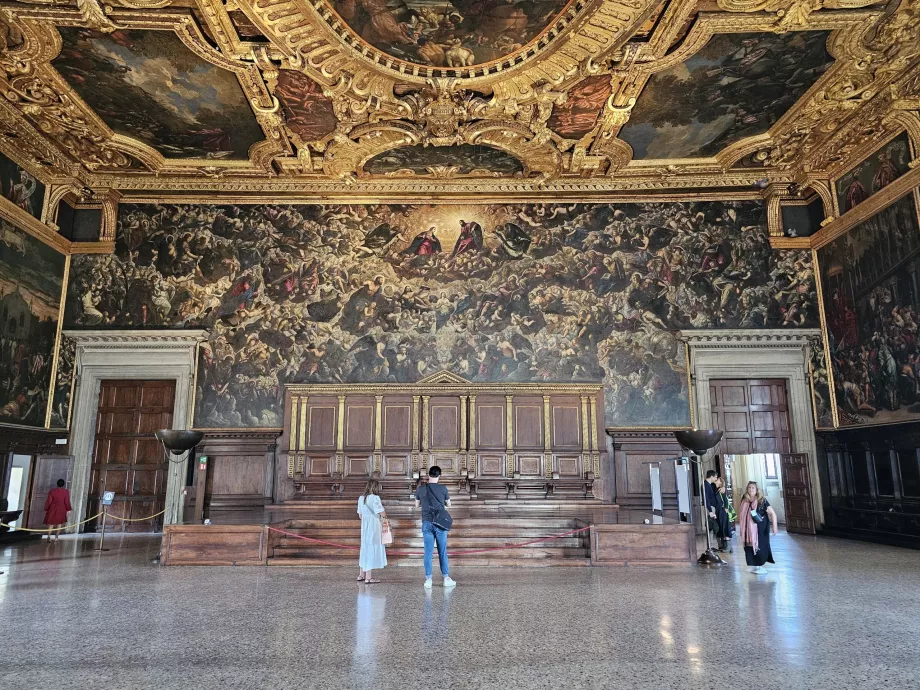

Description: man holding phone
[415,466,457,589]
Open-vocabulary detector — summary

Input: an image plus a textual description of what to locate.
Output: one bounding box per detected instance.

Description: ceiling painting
[275,71,339,142]
[364,144,524,176]
[52,28,265,160]
[327,0,574,67]
[619,31,834,160]
[547,75,613,140]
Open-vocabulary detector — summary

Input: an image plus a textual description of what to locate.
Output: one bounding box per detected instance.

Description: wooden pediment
[415,370,472,386]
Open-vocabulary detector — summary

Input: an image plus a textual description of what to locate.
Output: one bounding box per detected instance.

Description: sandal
[365,578,381,584]
[356,576,365,582]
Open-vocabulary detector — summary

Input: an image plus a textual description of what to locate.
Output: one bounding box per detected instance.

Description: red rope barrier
[267,524,592,556]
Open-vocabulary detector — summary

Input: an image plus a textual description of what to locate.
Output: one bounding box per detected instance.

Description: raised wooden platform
[163,502,696,567]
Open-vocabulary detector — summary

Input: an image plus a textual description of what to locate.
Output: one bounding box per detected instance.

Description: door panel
[90,380,175,533]
[780,452,816,534]
[26,455,73,529]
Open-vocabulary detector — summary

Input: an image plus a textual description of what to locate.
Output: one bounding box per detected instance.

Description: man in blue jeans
[415,466,456,588]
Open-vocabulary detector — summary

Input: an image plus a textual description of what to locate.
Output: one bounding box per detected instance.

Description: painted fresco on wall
[547,75,612,140]
[65,201,817,429]
[364,145,524,176]
[619,32,833,159]
[275,71,339,142]
[0,152,44,221]
[329,0,572,66]
[49,334,74,429]
[809,336,833,429]
[834,132,913,214]
[53,29,265,160]
[0,219,65,426]
[819,193,920,426]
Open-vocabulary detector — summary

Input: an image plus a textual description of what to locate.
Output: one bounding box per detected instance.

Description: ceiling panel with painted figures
[0,0,917,200]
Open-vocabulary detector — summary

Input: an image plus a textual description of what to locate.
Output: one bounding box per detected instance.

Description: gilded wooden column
[374,394,383,475]
[588,395,600,478]
[505,394,514,477]
[411,395,421,472]
[421,395,430,470]
[296,394,308,475]
[336,394,346,474]
[459,395,469,472]
[468,394,477,476]
[543,395,552,478]
[580,394,590,478]
[288,395,299,478]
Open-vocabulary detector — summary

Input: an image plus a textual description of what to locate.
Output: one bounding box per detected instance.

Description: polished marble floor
[1,532,918,690]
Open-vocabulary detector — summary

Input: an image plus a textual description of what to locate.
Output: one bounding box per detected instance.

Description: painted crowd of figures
[65,201,817,429]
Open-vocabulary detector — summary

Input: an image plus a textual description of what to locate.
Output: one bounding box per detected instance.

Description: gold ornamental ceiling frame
[0,0,915,200]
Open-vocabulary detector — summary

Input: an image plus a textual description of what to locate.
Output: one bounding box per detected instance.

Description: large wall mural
[0,219,65,427]
[364,144,524,176]
[834,132,913,214]
[53,29,265,160]
[64,201,817,429]
[0,152,44,221]
[619,31,833,159]
[329,0,572,67]
[819,192,920,426]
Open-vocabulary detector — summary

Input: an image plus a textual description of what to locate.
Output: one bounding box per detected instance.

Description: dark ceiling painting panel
[619,31,833,159]
[547,74,612,139]
[364,144,524,176]
[834,132,913,214]
[65,201,816,429]
[0,219,65,427]
[818,193,920,427]
[53,28,265,160]
[0,151,45,221]
[275,70,339,141]
[328,0,573,66]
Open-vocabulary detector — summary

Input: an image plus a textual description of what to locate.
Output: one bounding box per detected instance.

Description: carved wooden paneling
[383,454,410,477]
[516,453,543,477]
[430,399,460,449]
[552,404,581,448]
[307,405,336,449]
[307,455,330,477]
[346,455,371,477]
[478,453,505,476]
[429,453,459,475]
[610,432,684,508]
[514,402,543,449]
[383,404,411,449]
[477,403,505,449]
[555,454,582,478]
[345,404,374,449]
[194,431,279,516]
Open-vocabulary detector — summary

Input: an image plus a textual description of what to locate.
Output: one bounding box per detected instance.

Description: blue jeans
[422,520,449,578]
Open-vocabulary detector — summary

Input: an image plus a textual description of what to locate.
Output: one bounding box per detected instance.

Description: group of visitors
[357,465,456,588]
[704,469,779,574]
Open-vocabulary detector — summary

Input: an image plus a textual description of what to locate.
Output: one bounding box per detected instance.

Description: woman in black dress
[738,481,778,574]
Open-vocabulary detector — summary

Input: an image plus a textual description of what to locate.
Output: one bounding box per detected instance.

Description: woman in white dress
[357,478,388,583]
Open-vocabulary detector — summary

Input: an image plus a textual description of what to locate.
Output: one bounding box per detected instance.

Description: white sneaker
[443,576,457,588]
[424,578,433,588]
[754,566,767,574]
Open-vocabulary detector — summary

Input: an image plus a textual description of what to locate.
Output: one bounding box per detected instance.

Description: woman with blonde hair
[357,478,388,584]
[738,480,778,574]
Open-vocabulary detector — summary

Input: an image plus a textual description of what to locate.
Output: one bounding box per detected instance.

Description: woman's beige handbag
[381,518,394,546]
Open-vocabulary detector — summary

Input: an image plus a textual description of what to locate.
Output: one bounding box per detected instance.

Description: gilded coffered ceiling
[0,0,918,200]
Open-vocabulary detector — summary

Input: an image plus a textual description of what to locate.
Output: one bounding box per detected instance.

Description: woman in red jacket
[43,479,71,541]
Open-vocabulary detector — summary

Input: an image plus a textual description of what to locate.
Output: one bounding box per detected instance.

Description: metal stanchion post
[94,507,109,552]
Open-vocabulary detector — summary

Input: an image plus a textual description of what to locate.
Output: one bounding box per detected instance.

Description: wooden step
[268,557,592,567]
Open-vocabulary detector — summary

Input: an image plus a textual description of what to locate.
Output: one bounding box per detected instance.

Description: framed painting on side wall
[833,131,914,216]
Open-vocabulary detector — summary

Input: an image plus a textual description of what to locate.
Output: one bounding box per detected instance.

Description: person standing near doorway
[357,478,388,584]
[415,466,456,589]
[739,481,778,574]
[43,479,71,541]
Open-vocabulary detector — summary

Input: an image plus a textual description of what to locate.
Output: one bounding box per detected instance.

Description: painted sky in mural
[834,132,913,214]
[0,220,65,427]
[53,29,265,160]
[65,201,817,429]
[0,152,44,221]
[620,31,833,159]
[819,193,920,427]
[329,0,572,66]
[364,144,524,176]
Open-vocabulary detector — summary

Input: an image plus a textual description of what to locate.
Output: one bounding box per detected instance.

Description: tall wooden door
[25,455,74,529]
[710,379,791,455]
[780,453,816,534]
[90,380,175,533]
